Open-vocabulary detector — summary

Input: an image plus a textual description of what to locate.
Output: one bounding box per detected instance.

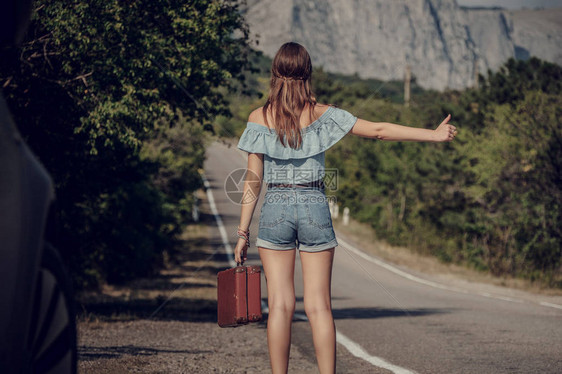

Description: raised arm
[349,114,457,142]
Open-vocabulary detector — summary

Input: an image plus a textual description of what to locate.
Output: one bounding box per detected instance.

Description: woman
[234,42,457,374]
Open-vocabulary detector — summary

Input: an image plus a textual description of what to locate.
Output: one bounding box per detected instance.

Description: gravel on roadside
[78,319,321,374]
[76,188,320,373]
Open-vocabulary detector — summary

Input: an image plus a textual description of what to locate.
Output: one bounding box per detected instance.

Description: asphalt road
[204,137,562,374]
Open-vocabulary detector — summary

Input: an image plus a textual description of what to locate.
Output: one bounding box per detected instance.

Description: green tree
[221,51,561,286]
[319,57,562,286]
[478,57,562,107]
[457,91,561,281]
[0,0,252,289]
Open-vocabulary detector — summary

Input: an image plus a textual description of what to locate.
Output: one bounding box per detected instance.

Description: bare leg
[258,247,296,374]
[300,248,336,374]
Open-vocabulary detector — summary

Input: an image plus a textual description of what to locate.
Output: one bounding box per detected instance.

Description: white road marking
[337,236,561,311]
[202,171,417,374]
[203,176,236,268]
[337,237,469,294]
[480,293,523,303]
[294,310,418,373]
[236,144,562,311]
[540,301,562,310]
[336,330,418,374]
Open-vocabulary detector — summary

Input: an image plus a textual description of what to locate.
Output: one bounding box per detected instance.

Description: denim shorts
[256,185,339,252]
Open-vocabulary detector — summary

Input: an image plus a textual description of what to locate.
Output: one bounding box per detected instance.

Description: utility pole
[404,64,411,107]
[473,57,479,89]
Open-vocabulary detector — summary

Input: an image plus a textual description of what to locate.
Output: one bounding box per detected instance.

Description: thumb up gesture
[433,114,458,142]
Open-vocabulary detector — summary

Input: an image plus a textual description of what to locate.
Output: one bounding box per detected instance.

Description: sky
[457,0,562,9]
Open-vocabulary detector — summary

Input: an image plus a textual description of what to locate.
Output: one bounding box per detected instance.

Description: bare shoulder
[312,103,333,119]
[248,107,268,127]
[315,103,332,114]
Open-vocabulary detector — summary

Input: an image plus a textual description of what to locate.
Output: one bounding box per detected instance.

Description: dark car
[0,1,77,373]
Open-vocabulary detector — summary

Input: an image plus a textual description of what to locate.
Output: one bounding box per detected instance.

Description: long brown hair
[262,42,318,149]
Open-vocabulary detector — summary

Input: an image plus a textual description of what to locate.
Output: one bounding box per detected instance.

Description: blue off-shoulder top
[237,106,358,184]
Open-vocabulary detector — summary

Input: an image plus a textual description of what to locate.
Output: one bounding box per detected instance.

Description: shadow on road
[77,213,227,324]
[330,306,449,319]
[78,345,212,361]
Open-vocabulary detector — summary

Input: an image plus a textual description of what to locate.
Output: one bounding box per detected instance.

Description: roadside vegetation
[0,0,253,290]
[225,55,562,288]
[2,0,559,290]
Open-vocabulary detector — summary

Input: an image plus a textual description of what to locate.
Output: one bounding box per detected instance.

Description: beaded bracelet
[237,226,250,247]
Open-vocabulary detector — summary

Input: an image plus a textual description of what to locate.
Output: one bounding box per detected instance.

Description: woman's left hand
[234,237,248,265]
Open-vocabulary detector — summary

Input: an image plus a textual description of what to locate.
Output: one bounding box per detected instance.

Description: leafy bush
[226,55,562,287]
[325,59,562,286]
[1,0,252,290]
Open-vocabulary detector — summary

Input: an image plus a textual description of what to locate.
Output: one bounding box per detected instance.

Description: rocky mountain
[240,0,562,91]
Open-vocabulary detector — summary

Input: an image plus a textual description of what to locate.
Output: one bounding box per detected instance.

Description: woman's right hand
[433,114,458,142]
[234,237,248,265]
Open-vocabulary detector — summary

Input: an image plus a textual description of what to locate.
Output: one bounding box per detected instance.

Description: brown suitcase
[217,265,262,327]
